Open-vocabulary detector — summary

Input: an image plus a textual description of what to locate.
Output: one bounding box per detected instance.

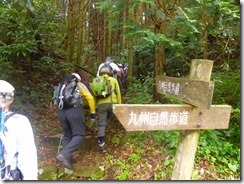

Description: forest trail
[36,107,128,180]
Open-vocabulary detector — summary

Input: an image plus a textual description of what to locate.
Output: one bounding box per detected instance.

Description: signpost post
[112,59,231,180]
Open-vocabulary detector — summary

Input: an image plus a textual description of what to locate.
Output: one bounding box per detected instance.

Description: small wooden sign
[156,76,214,109]
[112,104,231,131]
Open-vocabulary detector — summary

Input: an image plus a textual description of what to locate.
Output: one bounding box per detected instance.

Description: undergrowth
[122,71,240,180]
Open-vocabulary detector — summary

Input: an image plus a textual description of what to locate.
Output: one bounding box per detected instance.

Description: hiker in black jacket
[56,73,96,170]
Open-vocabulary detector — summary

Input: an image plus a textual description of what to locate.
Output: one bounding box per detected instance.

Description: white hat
[72,73,81,81]
[0,80,15,96]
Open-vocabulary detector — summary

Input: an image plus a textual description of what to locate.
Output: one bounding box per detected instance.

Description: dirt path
[36,110,127,180]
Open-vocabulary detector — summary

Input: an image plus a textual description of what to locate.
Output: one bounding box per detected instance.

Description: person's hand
[90,113,96,121]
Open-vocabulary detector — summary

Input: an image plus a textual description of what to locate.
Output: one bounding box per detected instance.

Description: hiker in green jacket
[96,67,122,153]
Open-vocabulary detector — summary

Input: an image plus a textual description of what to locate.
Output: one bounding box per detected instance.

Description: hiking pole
[57,135,63,154]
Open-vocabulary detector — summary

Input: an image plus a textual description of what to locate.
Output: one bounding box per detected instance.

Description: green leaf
[228,163,238,172]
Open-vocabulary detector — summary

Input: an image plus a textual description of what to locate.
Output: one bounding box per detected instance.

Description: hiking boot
[56,154,74,170]
[100,145,107,153]
[99,142,106,153]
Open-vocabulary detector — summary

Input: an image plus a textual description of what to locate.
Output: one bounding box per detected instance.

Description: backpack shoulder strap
[4,112,16,123]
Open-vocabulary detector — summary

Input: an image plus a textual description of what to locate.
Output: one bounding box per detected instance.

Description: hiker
[117,64,126,78]
[117,63,127,90]
[95,67,122,153]
[96,56,121,79]
[0,80,38,180]
[56,73,96,170]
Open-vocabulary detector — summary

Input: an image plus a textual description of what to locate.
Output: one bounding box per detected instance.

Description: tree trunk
[127,0,134,86]
[107,12,112,57]
[66,0,76,63]
[76,0,84,65]
[122,11,127,54]
[153,0,179,101]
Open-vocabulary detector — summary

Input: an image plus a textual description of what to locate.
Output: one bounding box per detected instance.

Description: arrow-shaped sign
[112,104,231,131]
[156,76,214,109]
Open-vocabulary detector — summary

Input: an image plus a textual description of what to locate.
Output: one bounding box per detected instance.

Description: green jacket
[96,74,122,106]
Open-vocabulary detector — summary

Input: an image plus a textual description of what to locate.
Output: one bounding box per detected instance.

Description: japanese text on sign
[128,111,189,126]
[158,80,180,95]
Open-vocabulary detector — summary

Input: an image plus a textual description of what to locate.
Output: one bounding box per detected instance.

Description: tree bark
[66,0,76,63]
[76,0,84,65]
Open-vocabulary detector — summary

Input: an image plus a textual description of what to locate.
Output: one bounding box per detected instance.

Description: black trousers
[57,107,85,160]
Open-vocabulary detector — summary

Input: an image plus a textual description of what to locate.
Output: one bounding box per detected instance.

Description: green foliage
[149,131,180,150]
[124,58,240,180]
[0,0,68,109]
[0,6,37,62]
[111,134,122,146]
[0,61,20,80]
[133,40,155,77]
[212,71,240,108]
[124,72,154,104]
[128,153,141,163]
[154,165,167,180]
[20,57,70,107]
[165,0,240,76]
[196,129,240,178]
[33,2,67,56]
[125,131,148,148]
[114,159,131,180]
[211,69,240,148]
[0,0,240,180]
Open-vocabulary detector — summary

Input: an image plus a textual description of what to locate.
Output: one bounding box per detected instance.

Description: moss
[38,166,58,180]
[73,166,104,179]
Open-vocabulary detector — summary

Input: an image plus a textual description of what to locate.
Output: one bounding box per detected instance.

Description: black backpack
[56,75,81,110]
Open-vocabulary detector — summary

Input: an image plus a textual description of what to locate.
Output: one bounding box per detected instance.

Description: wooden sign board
[113,104,231,131]
[156,76,214,109]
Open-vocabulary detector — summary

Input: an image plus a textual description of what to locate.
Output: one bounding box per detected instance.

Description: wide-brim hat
[0,80,15,96]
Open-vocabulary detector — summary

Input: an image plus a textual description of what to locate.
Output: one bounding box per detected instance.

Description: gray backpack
[56,75,81,110]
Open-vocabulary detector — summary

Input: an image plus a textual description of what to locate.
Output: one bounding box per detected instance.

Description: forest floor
[27,101,223,181]
[31,104,175,180]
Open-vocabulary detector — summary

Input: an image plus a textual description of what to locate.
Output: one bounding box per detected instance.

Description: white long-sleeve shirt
[2,112,38,180]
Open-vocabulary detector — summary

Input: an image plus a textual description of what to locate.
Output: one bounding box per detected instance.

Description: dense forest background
[0,0,240,180]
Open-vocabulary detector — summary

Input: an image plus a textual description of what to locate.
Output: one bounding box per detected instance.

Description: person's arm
[77,83,96,114]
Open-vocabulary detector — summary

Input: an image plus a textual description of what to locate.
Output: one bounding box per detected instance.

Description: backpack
[56,75,81,110]
[90,75,113,99]
[0,112,15,157]
[0,112,23,180]
[99,62,114,76]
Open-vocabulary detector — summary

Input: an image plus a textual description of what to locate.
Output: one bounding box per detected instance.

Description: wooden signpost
[112,59,232,180]
[155,76,214,109]
[112,104,231,131]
